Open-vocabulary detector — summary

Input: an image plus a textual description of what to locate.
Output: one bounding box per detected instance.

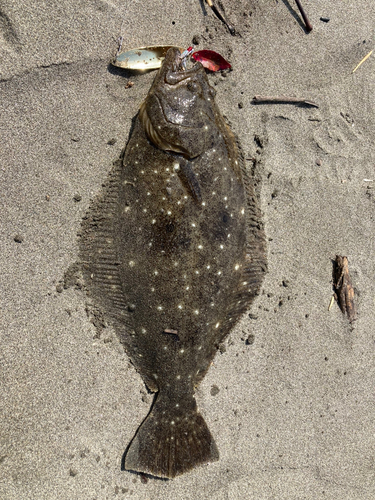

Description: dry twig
[352,50,373,73]
[252,95,319,108]
[294,0,313,32]
[205,0,235,35]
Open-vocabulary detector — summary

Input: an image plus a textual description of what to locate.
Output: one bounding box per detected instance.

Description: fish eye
[187,81,199,92]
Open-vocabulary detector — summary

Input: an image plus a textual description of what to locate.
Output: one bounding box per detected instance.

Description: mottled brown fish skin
[80,48,266,478]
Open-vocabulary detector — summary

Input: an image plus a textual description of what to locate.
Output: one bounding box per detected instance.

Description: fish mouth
[163,48,203,85]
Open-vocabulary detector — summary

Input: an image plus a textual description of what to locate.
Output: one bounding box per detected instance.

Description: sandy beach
[1,0,375,498]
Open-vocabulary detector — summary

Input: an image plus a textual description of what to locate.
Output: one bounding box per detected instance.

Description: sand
[1,0,375,498]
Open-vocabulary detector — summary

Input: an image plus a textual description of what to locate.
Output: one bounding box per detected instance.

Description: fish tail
[124,390,219,478]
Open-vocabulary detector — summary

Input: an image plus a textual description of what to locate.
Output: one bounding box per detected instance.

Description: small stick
[352,50,373,73]
[252,95,319,108]
[116,36,123,56]
[332,255,356,323]
[328,295,335,311]
[205,0,235,35]
[295,0,313,32]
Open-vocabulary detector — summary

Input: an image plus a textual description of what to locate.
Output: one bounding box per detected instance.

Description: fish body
[81,48,266,478]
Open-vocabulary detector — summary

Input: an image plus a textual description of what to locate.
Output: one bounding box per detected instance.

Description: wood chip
[332,255,356,323]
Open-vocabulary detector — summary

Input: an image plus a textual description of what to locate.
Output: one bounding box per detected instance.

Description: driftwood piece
[332,255,356,323]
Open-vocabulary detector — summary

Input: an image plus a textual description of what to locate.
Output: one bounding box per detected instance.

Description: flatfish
[80,48,266,478]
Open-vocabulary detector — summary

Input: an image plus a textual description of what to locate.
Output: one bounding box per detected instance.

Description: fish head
[140,48,218,159]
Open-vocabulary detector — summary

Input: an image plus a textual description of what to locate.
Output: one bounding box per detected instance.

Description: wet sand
[1,1,375,498]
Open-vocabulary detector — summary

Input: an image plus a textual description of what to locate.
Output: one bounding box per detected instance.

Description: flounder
[80,48,266,478]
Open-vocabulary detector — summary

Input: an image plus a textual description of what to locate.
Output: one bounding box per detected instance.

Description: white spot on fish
[241,208,245,215]
[173,163,180,171]
[157,306,163,311]
[194,310,199,315]
[215,322,220,329]
[129,261,135,267]
[154,270,159,275]
[235,264,240,270]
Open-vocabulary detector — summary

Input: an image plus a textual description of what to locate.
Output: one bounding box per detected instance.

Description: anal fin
[80,160,128,324]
